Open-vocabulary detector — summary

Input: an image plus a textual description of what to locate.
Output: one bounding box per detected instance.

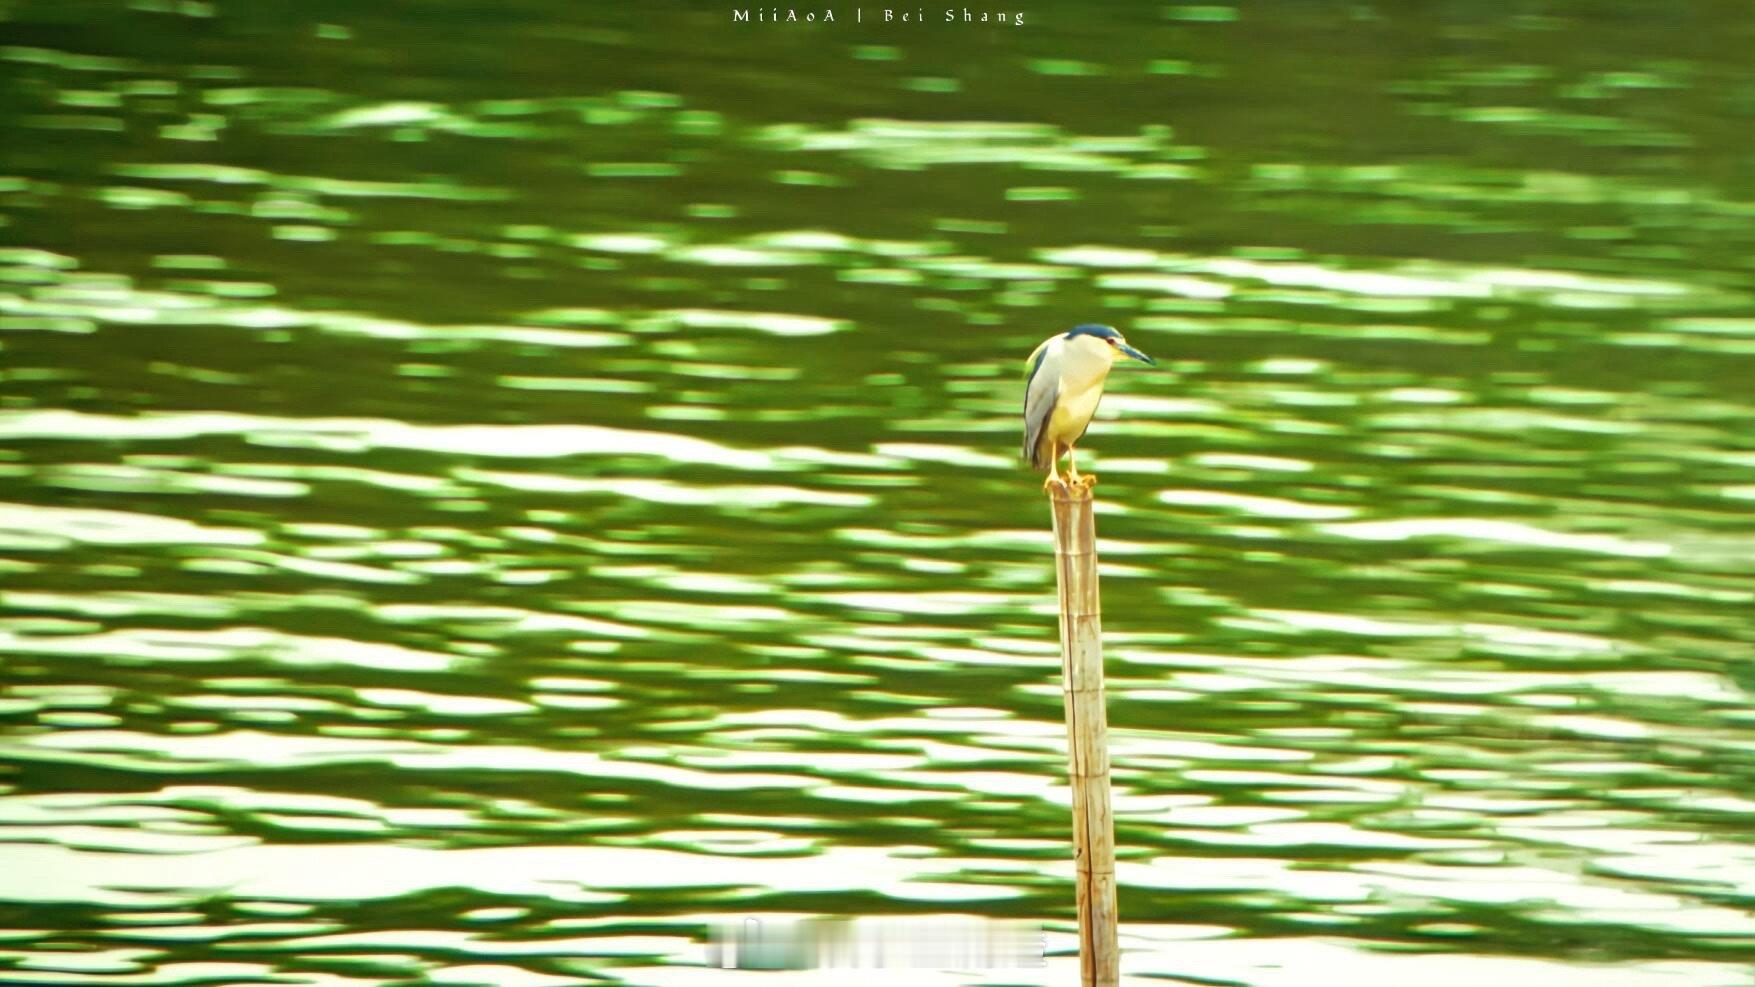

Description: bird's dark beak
[1119,343,1155,366]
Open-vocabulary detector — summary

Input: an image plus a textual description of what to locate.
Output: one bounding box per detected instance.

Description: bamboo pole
[1048,478,1118,986]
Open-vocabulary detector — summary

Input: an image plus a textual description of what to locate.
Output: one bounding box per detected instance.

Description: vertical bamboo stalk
[1048,480,1118,986]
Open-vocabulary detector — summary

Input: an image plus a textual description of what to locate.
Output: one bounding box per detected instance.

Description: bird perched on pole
[1022,323,1156,491]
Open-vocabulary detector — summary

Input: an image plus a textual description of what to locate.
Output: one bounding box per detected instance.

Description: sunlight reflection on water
[2,1,1753,984]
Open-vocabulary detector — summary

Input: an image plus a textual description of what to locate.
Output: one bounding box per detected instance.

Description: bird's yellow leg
[1042,442,1067,492]
[1067,445,1096,490]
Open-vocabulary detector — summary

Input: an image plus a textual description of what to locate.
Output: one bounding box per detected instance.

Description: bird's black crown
[1064,323,1121,340]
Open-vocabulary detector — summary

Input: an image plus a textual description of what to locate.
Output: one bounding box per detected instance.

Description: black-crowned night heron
[1022,323,1156,490]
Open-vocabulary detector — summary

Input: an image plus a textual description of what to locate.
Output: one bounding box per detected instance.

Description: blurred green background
[1,1,1752,984]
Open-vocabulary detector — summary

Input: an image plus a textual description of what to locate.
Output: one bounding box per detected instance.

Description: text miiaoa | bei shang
[733,8,1026,25]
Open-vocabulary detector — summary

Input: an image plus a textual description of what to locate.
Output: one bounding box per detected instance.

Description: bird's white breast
[1047,334,1115,443]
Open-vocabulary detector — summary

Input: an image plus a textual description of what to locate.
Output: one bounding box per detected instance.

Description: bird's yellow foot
[1043,473,1068,494]
[1077,473,1098,491]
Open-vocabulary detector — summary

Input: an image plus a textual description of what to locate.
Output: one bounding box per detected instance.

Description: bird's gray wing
[1022,341,1059,470]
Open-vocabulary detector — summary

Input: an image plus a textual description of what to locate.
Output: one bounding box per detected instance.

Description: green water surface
[1,2,1752,984]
